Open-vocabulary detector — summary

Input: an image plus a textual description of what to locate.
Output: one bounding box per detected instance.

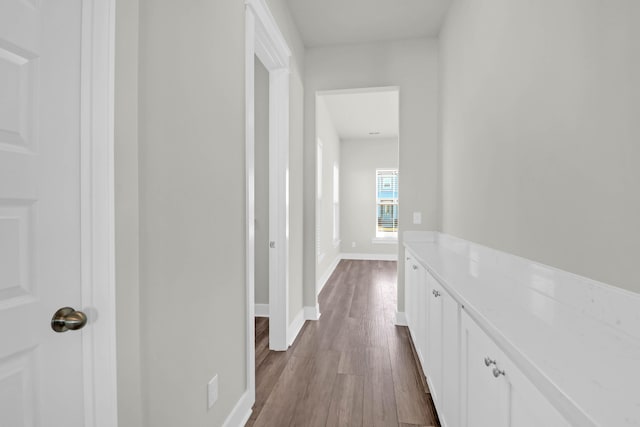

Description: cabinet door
[426,273,443,402]
[460,311,508,427]
[404,253,414,330]
[501,351,570,427]
[415,262,427,365]
[426,272,460,427]
[441,288,460,427]
[461,311,569,427]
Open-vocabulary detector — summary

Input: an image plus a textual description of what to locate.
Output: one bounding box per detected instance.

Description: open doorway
[244,0,292,412]
[254,54,271,325]
[315,87,400,297]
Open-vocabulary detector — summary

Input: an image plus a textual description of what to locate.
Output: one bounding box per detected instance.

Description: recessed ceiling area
[320,89,399,140]
[285,0,452,47]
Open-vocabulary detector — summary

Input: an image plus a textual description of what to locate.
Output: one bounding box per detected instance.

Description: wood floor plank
[251,349,292,424]
[248,260,440,427]
[331,316,365,351]
[388,326,434,426]
[363,370,399,427]
[348,263,370,319]
[254,318,271,369]
[252,356,314,427]
[325,374,364,427]
[291,350,341,427]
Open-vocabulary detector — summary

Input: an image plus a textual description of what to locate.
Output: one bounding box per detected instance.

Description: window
[376,169,398,238]
[332,162,339,246]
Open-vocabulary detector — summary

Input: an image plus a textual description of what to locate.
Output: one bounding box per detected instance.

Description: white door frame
[245,0,291,402]
[80,0,118,425]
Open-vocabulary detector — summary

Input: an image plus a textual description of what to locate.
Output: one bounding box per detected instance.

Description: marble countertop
[403,231,640,427]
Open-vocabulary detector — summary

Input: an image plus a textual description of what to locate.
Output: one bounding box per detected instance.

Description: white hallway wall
[115,1,307,425]
[440,0,640,293]
[305,39,440,312]
[340,138,399,256]
[121,0,247,425]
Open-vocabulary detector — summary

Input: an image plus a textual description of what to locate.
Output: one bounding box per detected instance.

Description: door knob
[51,307,88,333]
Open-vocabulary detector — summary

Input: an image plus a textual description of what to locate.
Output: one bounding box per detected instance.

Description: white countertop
[403,231,640,427]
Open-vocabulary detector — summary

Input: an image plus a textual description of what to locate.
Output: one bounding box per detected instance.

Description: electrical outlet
[208,374,218,409]
[413,212,422,225]
[352,241,356,248]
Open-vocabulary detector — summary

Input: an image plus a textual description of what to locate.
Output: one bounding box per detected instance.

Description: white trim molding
[246,0,291,66]
[341,252,398,261]
[395,311,408,326]
[254,304,269,318]
[316,254,341,296]
[221,390,253,427]
[285,305,323,348]
[80,0,118,425]
[304,304,321,321]
[287,309,305,346]
[245,0,292,415]
[267,64,290,352]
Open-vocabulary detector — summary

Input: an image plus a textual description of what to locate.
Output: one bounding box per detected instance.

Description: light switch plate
[208,374,218,409]
[413,212,422,225]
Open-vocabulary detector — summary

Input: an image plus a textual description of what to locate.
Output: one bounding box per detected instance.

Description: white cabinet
[404,252,418,335]
[404,250,427,365]
[460,311,570,427]
[404,253,460,427]
[425,271,459,427]
[426,272,443,395]
[404,246,569,427]
[404,253,415,330]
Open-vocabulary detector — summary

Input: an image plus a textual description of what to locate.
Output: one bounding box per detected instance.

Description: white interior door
[0,1,90,425]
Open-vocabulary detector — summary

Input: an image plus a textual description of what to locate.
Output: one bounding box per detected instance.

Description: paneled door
[0,1,111,425]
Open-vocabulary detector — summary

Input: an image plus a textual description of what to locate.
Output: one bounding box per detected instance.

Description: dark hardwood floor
[246,260,440,427]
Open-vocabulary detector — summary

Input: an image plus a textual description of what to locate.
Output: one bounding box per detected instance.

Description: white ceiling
[285,0,452,47]
[320,89,399,140]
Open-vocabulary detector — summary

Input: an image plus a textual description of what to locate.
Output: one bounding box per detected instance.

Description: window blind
[376,169,398,235]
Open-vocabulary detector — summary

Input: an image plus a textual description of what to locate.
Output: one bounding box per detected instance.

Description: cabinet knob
[433,290,441,298]
[484,357,496,367]
[412,265,418,270]
[406,256,410,261]
[492,367,506,378]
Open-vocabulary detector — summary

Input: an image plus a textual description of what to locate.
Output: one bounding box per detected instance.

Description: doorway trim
[244,0,291,410]
[80,0,118,425]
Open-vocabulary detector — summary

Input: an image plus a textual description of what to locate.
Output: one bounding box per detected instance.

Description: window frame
[375,169,399,240]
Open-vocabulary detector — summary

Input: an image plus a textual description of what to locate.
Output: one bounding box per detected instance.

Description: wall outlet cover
[413,212,422,225]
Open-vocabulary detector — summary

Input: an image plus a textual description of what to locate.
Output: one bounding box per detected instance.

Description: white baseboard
[287,308,305,346]
[341,252,398,261]
[395,311,407,326]
[254,303,269,317]
[304,304,321,321]
[221,389,253,427]
[316,254,341,296]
